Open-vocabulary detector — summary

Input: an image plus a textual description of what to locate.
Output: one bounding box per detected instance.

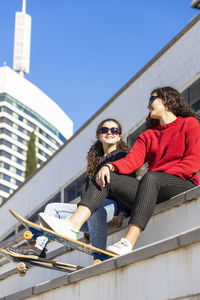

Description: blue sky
[0,1,198,132]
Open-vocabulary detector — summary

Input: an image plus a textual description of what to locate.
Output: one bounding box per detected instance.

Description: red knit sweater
[111,116,200,186]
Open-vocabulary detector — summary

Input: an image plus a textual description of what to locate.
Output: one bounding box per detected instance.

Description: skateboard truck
[23,227,41,246]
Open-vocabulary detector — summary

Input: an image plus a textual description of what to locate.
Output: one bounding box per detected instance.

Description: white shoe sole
[38,213,52,229]
[107,245,132,256]
[38,213,76,239]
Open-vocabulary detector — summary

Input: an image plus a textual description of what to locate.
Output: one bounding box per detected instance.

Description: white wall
[25,242,200,300]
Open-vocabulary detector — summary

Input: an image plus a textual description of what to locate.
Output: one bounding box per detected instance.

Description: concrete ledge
[115,235,179,268]
[169,292,200,300]
[4,288,32,300]
[33,275,69,294]
[68,257,116,283]
[154,192,186,215]
[3,226,200,300]
[0,268,17,280]
[154,186,200,216]
[185,185,200,201]
[179,226,200,247]
[0,258,8,267]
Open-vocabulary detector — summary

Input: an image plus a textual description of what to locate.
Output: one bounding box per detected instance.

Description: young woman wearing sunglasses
[9,119,133,261]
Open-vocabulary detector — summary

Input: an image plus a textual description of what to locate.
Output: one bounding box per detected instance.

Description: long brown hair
[146,86,200,129]
[86,119,130,178]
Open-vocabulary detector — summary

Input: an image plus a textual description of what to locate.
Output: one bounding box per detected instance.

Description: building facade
[0,66,73,205]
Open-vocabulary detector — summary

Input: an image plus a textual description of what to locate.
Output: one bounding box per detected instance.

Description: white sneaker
[107,238,132,255]
[38,213,79,240]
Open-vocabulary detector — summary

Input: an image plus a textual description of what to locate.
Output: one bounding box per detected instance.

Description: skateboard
[9,209,118,262]
[0,248,82,277]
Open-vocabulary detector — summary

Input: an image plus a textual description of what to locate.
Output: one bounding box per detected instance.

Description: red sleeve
[166,119,200,179]
[109,135,147,174]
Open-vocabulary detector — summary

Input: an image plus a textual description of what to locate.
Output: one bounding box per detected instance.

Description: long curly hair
[86,118,130,178]
[146,86,200,129]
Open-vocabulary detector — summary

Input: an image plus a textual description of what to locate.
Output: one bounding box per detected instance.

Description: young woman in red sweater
[39,87,200,256]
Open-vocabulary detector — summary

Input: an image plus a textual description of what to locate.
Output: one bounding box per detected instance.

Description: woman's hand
[95,164,113,187]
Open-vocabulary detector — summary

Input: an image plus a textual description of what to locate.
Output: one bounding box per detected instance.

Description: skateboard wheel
[23,230,33,240]
[93,259,102,265]
[17,262,27,277]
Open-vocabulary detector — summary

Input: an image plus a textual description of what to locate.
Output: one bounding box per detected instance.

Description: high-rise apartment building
[0,0,73,205]
[0,66,73,205]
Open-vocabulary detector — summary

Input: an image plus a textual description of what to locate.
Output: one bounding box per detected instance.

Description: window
[0,195,6,206]
[3,174,11,182]
[182,77,200,112]
[0,93,66,141]
[0,184,11,194]
[15,179,22,186]
[29,192,61,223]
[0,161,24,176]
[0,150,11,159]
[0,117,13,127]
[18,136,27,145]
[0,116,31,136]
[16,169,23,176]
[38,159,43,165]
[17,148,24,155]
[27,120,36,129]
[39,139,55,152]
[0,139,12,148]
[4,162,10,170]
[17,157,23,165]
[1,106,12,115]
[39,128,62,147]
[64,173,86,203]
[189,80,200,108]
[2,128,12,137]
[127,123,146,147]
[18,125,24,132]
[18,115,24,122]
[39,149,49,159]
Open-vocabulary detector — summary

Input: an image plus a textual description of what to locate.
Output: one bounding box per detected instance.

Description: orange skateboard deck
[9,209,118,259]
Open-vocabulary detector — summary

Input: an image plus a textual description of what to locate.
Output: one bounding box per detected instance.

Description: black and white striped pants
[79,172,195,230]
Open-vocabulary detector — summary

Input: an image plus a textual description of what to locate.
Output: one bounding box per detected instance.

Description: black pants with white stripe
[79,172,195,230]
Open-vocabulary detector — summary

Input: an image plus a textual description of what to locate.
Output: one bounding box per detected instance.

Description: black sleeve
[98,151,136,178]
[97,151,127,171]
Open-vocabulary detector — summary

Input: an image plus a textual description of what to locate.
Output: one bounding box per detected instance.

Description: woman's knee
[141,172,160,185]
[89,206,106,223]
[44,203,55,214]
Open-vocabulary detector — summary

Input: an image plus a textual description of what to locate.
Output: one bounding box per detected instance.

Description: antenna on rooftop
[13,0,32,76]
[22,0,26,13]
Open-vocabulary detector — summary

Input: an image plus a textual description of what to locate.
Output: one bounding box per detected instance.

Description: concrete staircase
[1,186,200,300]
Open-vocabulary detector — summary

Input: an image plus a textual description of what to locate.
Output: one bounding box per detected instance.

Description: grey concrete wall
[1,230,200,300]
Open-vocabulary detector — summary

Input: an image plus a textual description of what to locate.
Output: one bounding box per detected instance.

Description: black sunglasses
[99,127,121,135]
[149,95,159,106]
